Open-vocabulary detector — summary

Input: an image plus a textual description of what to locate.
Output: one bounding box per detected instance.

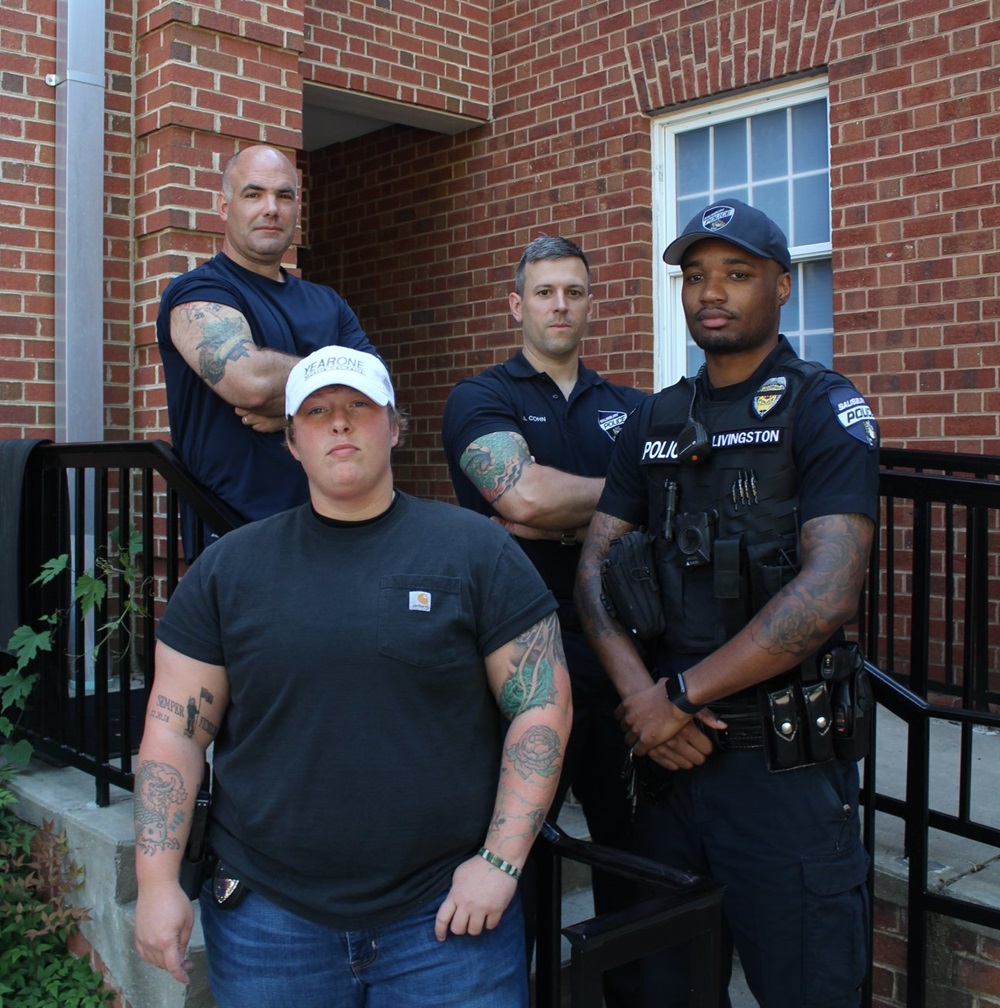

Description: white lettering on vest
[709,428,783,448]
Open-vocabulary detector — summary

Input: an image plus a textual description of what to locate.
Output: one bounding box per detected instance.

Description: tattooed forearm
[505,724,561,781]
[497,614,561,717]
[134,761,188,856]
[489,794,548,842]
[575,511,636,641]
[460,431,532,503]
[752,513,873,658]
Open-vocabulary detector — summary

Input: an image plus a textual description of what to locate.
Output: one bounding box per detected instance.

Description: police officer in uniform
[575,200,879,1007]
[443,234,646,1006]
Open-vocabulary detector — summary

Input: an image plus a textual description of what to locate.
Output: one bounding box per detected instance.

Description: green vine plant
[1,526,148,1007]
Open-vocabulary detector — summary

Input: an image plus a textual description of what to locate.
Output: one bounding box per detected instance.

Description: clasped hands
[616,678,728,771]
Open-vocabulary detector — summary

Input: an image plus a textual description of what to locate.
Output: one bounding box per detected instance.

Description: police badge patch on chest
[829,388,878,447]
[598,410,629,441]
[752,376,787,418]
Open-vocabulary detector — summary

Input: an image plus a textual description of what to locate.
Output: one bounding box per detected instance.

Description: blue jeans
[199,884,529,1008]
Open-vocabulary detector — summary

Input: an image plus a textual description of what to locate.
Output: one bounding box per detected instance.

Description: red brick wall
[303,0,490,120]
[0,0,135,439]
[1,0,56,438]
[872,887,1000,1006]
[829,0,1000,453]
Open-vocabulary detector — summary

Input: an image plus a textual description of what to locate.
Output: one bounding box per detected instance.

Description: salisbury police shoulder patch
[598,409,629,441]
[752,376,787,418]
[829,387,879,447]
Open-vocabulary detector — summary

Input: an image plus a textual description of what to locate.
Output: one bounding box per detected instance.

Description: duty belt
[703,705,765,751]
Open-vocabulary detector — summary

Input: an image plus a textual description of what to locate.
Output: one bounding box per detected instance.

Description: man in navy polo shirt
[442,234,646,1007]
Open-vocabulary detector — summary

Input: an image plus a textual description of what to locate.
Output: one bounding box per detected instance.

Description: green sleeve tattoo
[134,761,189,856]
[497,613,561,717]
[459,431,533,503]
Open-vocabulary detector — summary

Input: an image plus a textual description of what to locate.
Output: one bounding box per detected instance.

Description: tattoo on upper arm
[184,688,218,739]
[178,303,253,386]
[460,432,532,503]
[753,513,873,658]
[150,689,219,740]
[498,614,561,718]
[134,761,188,855]
[505,724,561,781]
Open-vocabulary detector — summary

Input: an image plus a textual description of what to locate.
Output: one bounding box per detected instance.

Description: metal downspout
[47,0,105,442]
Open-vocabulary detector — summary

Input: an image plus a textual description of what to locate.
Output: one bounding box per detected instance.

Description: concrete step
[11,760,213,1008]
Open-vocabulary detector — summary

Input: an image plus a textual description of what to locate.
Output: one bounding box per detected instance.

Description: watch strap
[665,671,703,715]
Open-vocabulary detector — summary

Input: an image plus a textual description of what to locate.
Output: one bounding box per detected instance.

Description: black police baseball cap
[662,199,792,274]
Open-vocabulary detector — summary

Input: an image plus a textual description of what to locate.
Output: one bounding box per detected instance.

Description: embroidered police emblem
[829,388,879,447]
[598,410,629,441]
[752,376,787,418]
[703,205,736,231]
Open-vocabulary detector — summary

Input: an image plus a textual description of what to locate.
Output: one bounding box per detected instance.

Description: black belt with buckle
[705,708,765,751]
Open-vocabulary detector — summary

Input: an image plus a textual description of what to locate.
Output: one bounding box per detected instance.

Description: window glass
[750,109,787,181]
[714,119,748,191]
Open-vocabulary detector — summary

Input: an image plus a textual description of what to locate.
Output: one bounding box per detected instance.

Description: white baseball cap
[285,347,395,416]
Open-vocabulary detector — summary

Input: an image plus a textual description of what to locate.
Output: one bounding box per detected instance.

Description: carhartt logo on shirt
[409,591,432,611]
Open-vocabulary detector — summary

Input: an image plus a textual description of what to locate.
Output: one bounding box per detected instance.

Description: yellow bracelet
[477,846,522,880]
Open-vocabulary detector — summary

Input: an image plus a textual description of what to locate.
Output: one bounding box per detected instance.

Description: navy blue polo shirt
[442,350,646,604]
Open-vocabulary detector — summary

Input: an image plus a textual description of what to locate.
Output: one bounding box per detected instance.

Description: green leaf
[1,739,35,768]
[5,626,53,672]
[72,573,106,615]
[30,554,69,587]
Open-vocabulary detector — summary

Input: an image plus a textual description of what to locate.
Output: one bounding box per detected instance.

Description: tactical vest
[639,358,829,668]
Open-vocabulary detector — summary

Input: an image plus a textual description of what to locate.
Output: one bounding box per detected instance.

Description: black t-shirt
[157,494,556,929]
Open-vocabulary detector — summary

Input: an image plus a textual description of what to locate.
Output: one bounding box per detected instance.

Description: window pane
[753,181,790,239]
[713,119,747,190]
[792,100,828,173]
[751,110,787,181]
[780,260,833,366]
[802,260,833,330]
[686,342,705,377]
[677,130,710,197]
[677,195,707,229]
[792,174,830,245]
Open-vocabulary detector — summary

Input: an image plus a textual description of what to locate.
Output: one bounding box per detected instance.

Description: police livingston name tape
[642,428,782,461]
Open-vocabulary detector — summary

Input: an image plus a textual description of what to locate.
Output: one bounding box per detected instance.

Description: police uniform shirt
[443,349,646,603]
[598,336,879,529]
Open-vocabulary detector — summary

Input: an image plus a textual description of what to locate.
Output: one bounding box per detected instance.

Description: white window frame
[651,77,831,391]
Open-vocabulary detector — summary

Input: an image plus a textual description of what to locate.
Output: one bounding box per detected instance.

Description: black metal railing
[864,448,1000,709]
[6,439,243,806]
[534,822,725,1007]
[863,666,1000,1008]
